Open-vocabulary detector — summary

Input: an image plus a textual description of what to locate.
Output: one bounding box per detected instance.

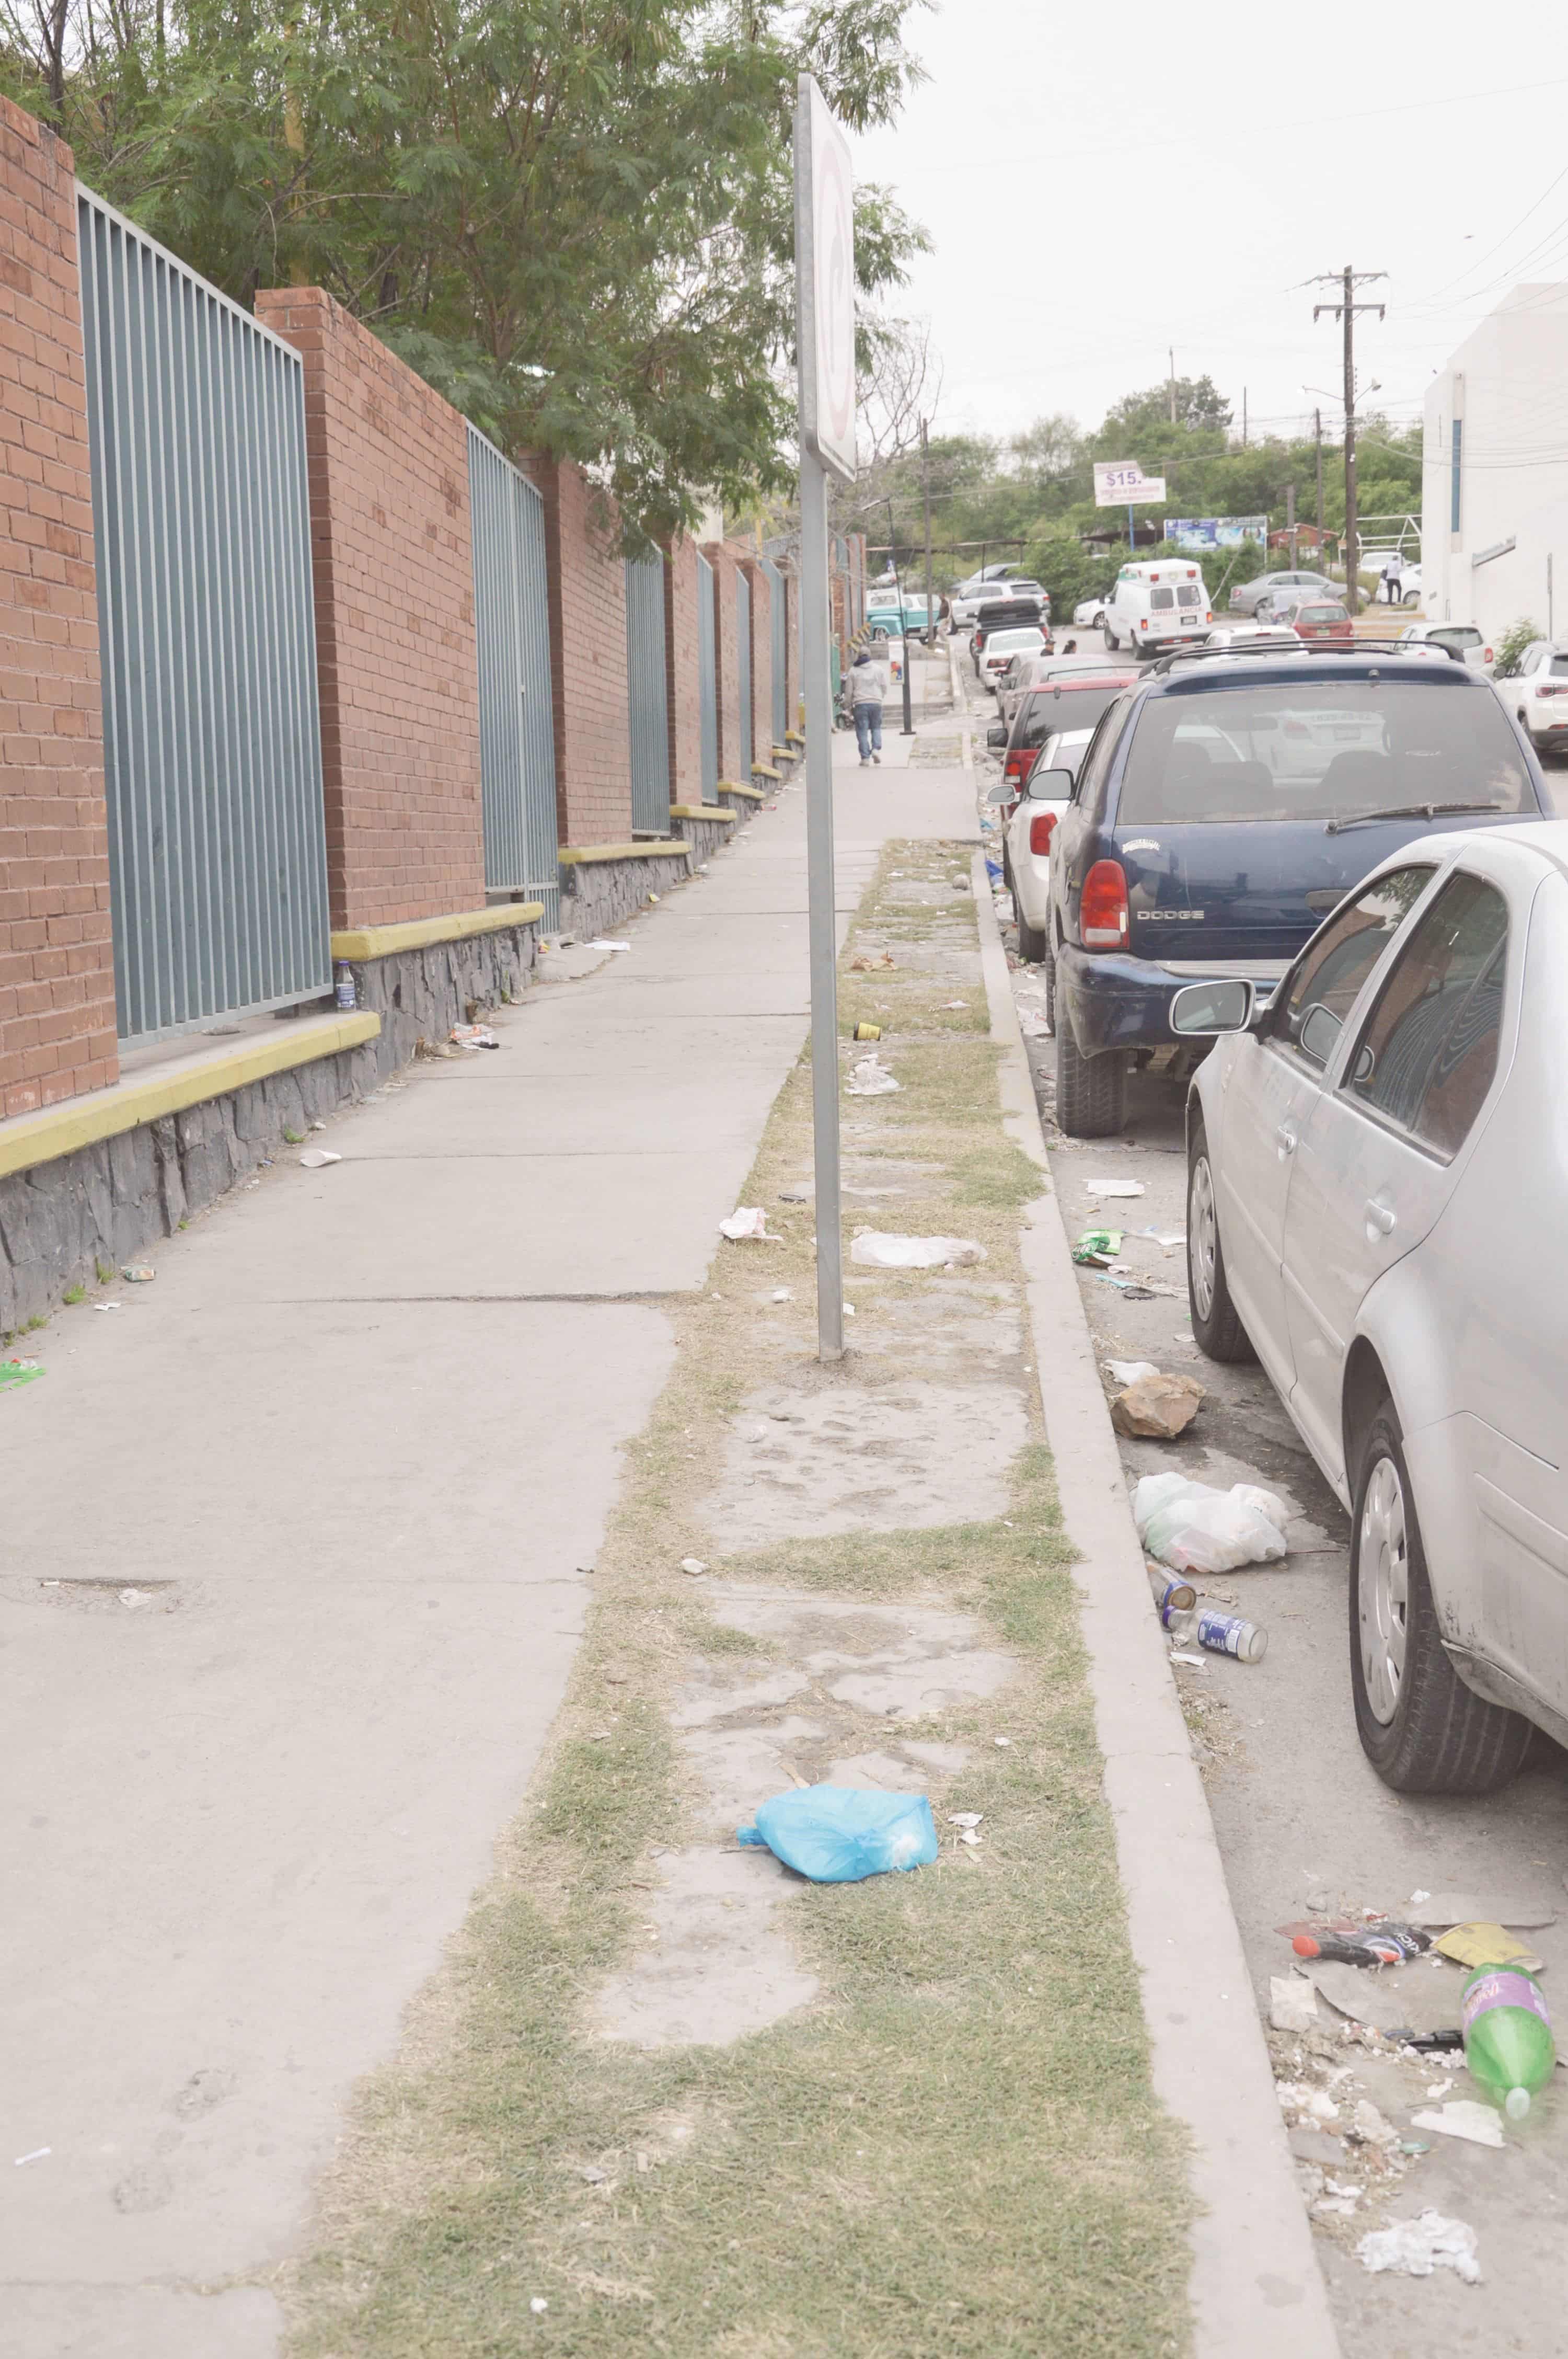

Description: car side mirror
[985,782,1013,806]
[1170,977,1255,1037]
[1028,769,1074,798]
[986,725,1007,748]
[1298,1003,1342,1066]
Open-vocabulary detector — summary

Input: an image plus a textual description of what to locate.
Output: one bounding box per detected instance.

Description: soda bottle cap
[1506,2087,1531,2121]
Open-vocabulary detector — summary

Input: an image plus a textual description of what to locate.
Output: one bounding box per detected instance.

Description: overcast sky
[852,1,1568,449]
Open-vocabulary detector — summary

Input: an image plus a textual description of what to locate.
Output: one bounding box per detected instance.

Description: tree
[1099,373,1231,447]
[0,0,931,540]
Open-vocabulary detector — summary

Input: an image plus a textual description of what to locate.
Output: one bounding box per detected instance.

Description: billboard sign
[794,76,857,484]
[1164,515,1269,552]
[1093,460,1167,507]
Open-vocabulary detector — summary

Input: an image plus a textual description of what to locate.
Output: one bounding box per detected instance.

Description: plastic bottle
[1195,1606,1267,1663]
[1462,1963,1555,2119]
[335,961,356,1011]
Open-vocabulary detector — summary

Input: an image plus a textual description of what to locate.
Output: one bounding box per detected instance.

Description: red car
[1281,595,1353,644]
[989,670,1138,809]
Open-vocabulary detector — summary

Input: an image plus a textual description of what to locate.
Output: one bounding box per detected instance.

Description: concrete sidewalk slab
[2,730,973,2353]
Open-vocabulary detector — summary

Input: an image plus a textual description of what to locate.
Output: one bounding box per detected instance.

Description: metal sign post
[794,72,856,1364]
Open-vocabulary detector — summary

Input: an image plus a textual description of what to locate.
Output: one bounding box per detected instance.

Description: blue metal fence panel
[760,556,787,743]
[467,427,559,926]
[696,552,718,800]
[625,556,670,834]
[735,568,753,786]
[77,189,330,1045]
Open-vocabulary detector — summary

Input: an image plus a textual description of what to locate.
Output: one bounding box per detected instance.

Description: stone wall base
[0,921,536,1334]
[560,852,692,939]
[669,812,735,864]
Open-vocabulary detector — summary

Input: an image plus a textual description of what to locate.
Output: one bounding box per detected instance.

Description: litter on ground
[1085,1177,1146,1199]
[850,1232,987,1270]
[678,1558,707,1577]
[737,1786,938,1883]
[120,1264,155,1282]
[1357,2209,1481,2285]
[298,1148,342,1169]
[1411,2101,1506,2149]
[450,1024,500,1049]
[719,1208,778,1242]
[1134,1473,1289,1573]
[0,1359,44,1391]
[846,1056,900,1096]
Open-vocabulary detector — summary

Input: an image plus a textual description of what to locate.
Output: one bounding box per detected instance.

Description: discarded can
[1195,1607,1267,1663]
[1146,1560,1197,1630]
[120,1264,156,1283]
[853,1021,882,1043]
[335,961,356,1011]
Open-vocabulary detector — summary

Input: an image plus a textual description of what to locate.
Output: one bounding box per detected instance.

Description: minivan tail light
[1029,810,1058,857]
[1484,647,1493,663]
[1139,617,1148,629]
[1081,860,1129,950]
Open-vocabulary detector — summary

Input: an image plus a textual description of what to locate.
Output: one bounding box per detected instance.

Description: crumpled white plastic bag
[850,1233,987,1270]
[1357,2208,1481,2285]
[1133,1472,1290,1574]
[720,1207,776,1241]
[846,1056,900,1096]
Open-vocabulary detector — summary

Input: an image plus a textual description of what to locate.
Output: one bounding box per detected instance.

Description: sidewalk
[2,758,970,2357]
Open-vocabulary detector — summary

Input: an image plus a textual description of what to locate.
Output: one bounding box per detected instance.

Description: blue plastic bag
[736,1785,939,1883]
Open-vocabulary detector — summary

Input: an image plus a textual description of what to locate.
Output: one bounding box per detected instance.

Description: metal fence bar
[696,551,718,799]
[625,555,670,834]
[466,425,559,925]
[760,555,788,743]
[736,568,753,786]
[76,189,329,1045]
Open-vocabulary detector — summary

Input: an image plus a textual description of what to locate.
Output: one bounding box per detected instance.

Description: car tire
[1103,622,1118,654]
[1186,1123,1255,1363]
[1348,1401,1532,1794]
[1055,1012,1125,1136]
[1017,911,1047,963]
[1044,936,1056,1032]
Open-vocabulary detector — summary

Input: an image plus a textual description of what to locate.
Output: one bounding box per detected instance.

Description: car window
[1071,691,1136,815]
[1433,627,1482,649]
[1150,587,1175,610]
[1176,583,1203,608]
[1273,866,1436,1068]
[1114,679,1532,824]
[1017,681,1126,752]
[1300,605,1346,623]
[1346,873,1507,1155]
[1551,656,1568,678]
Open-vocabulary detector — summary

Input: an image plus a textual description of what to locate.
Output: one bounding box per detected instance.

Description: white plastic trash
[298,1149,342,1170]
[1133,1472,1290,1574]
[720,1208,774,1241]
[846,1057,900,1096]
[850,1233,987,1270]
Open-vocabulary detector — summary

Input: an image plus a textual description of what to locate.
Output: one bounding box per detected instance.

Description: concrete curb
[971,855,1342,2359]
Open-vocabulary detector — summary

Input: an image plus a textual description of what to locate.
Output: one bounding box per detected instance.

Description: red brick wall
[0,99,117,1118]
[742,560,773,759]
[256,287,484,929]
[523,455,631,846]
[699,541,742,782]
[664,537,705,805]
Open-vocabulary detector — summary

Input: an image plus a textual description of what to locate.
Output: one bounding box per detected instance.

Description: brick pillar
[742,560,773,759]
[524,456,632,845]
[0,98,117,1118]
[663,536,704,804]
[699,541,741,783]
[785,570,800,730]
[256,287,484,929]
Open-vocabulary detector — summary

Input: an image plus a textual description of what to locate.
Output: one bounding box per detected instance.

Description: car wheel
[1044,936,1056,1032]
[1186,1123,1255,1362]
[1102,623,1118,654]
[1017,911,1047,963]
[1055,1013,1126,1137]
[1348,1401,1531,1794]
[1402,590,1419,608]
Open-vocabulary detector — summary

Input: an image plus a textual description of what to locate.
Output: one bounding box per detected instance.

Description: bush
[1494,617,1544,679]
[1022,530,1121,620]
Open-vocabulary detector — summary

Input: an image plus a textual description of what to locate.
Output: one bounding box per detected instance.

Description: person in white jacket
[850,648,887,765]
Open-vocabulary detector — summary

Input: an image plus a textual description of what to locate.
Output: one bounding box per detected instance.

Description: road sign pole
[1127,503,1135,552]
[795,71,856,1365]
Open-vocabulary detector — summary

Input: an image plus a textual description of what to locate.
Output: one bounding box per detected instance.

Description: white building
[1422,284,1568,641]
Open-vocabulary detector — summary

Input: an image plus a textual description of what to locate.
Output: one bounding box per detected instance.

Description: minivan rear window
[1018,683,1124,750]
[1434,627,1482,648]
[1176,584,1203,608]
[1115,680,1533,825]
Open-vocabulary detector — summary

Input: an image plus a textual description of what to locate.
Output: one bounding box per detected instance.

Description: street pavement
[963,649,1568,2352]
[0,684,971,2359]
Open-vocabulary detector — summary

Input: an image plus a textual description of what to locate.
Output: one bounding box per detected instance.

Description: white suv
[1500,640,1568,750]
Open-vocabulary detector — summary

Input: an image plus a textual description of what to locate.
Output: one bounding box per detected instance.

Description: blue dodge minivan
[1040,647,1553,1136]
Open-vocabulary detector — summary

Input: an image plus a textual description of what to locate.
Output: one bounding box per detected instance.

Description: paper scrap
[1411,2101,1505,2150]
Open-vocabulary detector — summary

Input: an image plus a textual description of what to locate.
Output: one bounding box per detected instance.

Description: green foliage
[62,1282,87,1305]
[1024,529,1120,619]
[1495,618,1546,679]
[1,0,930,539]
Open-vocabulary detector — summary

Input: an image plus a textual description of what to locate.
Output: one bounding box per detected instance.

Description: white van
[1102,559,1212,658]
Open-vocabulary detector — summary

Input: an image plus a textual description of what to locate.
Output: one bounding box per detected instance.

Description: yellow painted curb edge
[557,842,694,867]
[668,804,737,825]
[718,780,766,803]
[0,1012,382,1184]
[331,903,543,961]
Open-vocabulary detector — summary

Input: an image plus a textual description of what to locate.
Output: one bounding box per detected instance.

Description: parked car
[1001,578,1051,614]
[1278,595,1353,644]
[1229,569,1335,619]
[1497,640,1568,753]
[986,669,1137,808]
[1396,564,1423,607]
[866,593,937,637]
[976,624,1047,691]
[1174,821,1568,1793]
[996,648,1099,728]
[950,583,1016,629]
[1398,621,1494,675]
[1000,725,1097,961]
[1204,624,1299,650]
[1074,591,1112,628]
[1044,646,1551,1137]
[1102,560,1212,658]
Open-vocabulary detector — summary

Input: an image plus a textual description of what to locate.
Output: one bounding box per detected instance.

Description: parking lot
[961,638,1568,2349]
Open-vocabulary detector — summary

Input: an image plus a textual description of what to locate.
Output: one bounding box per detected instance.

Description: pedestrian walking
[851,647,887,765]
[1382,555,1403,606]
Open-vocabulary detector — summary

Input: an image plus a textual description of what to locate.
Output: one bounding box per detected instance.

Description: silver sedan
[1173,823,1568,1793]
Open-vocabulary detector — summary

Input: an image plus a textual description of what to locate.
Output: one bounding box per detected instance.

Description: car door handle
[1365,1199,1397,1238]
[1275,1124,1297,1156]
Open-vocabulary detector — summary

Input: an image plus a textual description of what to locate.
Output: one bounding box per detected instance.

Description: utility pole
[1315,407,1324,552]
[1168,348,1177,426]
[1287,483,1297,571]
[1313,265,1386,615]
[919,416,935,646]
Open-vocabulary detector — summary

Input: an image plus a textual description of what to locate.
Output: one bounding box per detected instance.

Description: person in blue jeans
[851,647,887,764]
